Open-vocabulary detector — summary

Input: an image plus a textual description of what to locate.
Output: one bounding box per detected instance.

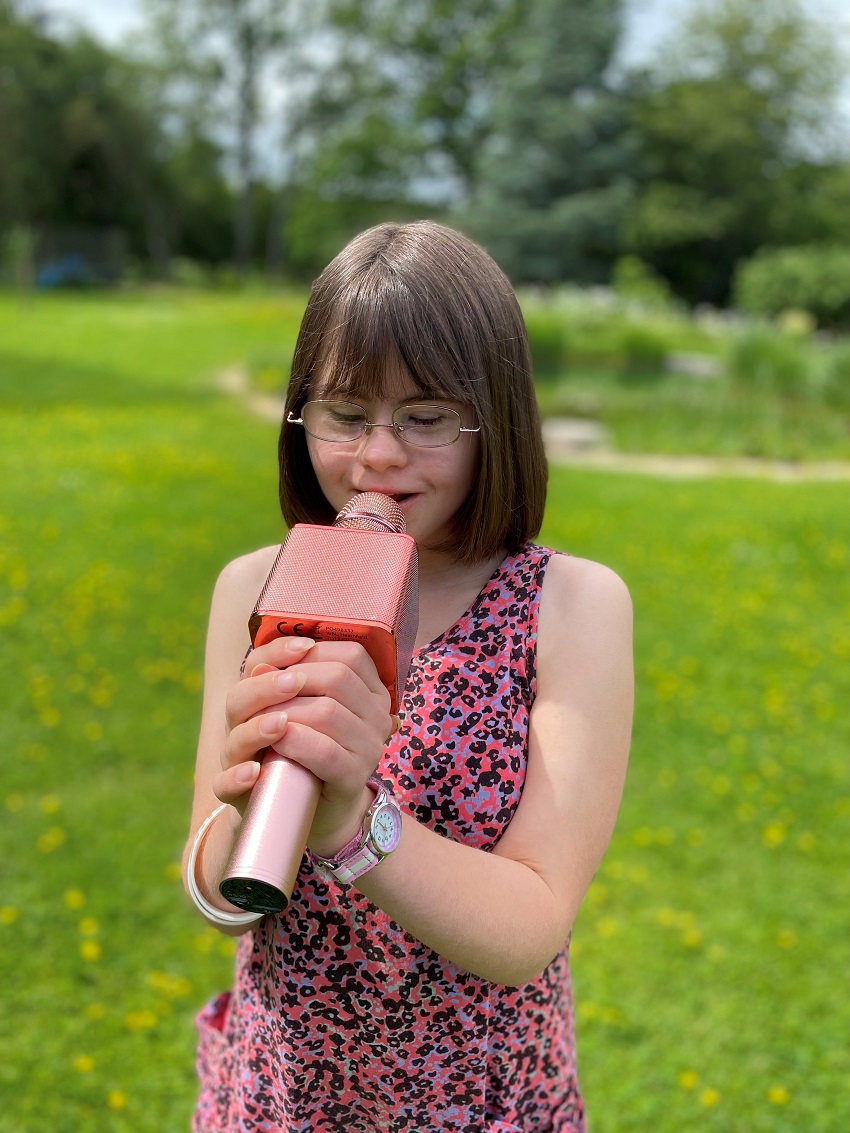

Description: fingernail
[260,712,287,735]
[275,670,305,693]
[288,637,316,652]
[236,761,260,785]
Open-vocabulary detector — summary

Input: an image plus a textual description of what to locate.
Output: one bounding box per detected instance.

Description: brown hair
[279,220,547,564]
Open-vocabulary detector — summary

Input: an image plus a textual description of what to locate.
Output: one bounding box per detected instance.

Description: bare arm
[184,552,633,981]
[354,554,633,984]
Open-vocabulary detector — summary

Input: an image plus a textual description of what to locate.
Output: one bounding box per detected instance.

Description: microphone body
[219,494,418,915]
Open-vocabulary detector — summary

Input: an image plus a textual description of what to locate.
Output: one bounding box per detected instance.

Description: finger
[269,720,368,796]
[213,759,261,808]
[226,668,307,732]
[250,637,388,702]
[222,710,289,771]
[301,640,389,699]
[244,636,316,674]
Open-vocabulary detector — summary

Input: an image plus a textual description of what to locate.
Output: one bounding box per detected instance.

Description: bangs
[313,281,478,406]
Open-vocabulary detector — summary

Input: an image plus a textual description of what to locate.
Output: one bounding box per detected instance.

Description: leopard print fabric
[194,543,585,1132]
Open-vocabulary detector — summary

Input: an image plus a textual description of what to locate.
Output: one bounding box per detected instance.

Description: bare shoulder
[206,544,281,660]
[537,553,633,673]
[541,552,632,622]
[214,544,281,609]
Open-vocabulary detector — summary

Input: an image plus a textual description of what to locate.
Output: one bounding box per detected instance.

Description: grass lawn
[1,290,848,1131]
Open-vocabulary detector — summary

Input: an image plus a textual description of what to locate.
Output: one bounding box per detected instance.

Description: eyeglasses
[287,400,480,448]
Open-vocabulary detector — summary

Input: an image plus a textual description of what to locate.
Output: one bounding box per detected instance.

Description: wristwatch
[312,775,403,885]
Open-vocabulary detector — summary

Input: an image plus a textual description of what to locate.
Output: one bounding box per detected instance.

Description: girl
[184,221,633,1132]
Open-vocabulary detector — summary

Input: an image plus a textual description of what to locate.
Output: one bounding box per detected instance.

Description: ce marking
[279,621,311,636]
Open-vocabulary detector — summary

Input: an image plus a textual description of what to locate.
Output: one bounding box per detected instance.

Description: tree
[625,0,849,305]
[278,0,522,278]
[140,0,295,273]
[0,2,180,274]
[461,0,637,285]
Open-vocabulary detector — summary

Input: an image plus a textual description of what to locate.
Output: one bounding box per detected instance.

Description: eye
[400,407,450,428]
[326,403,367,425]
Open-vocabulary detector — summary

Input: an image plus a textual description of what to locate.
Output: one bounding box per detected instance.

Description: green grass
[535,369,850,460]
[1,290,848,1130]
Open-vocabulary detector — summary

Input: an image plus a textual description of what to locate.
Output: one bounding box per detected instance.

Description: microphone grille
[334,492,406,533]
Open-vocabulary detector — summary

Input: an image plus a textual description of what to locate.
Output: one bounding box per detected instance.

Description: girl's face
[305,371,480,561]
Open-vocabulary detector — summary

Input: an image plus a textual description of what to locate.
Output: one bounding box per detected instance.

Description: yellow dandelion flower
[687,828,705,847]
[86,1003,106,1020]
[80,940,102,962]
[777,930,797,949]
[768,1085,790,1105]
[125,1009,157,1031]
[699,1087,720,1107]
[83,721,103,742]
[587,883,608,906]
[74,1055,95,1073]
[682,929,703,950]
[678,1070,699,1090]
[165,861,182,881]
[147,971,193,999]
[595,917,618,938]
[762,822,786,848]
[711,775,732,796]
[39,794,61,814]
[219,937,238,957]
[1,906,19,925]
[657,768,677,788]
[578,1001,600,1022]
[78,917,99,936]
[796,832,816,853]
[37,827,66,853]
[64,889,86,910]
[633,827,654,847]
[107,1090,128,1110]
[39,707,61,727]
[194,931,215,954]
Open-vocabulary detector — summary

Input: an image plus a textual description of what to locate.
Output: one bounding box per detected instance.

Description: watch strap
[312,775,399,885]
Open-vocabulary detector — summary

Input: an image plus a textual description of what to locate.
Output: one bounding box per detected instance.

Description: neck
[413,547,506,648]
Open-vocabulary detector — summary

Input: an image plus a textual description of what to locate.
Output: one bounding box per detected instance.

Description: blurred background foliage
[1,0,849,320]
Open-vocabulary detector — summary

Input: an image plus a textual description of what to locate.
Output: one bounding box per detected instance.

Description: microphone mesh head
[334,492,406,534]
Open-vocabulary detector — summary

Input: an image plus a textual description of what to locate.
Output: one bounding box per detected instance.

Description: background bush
[733,244,850,329]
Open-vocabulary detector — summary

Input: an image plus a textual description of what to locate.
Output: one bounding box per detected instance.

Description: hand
[216,635,394,852]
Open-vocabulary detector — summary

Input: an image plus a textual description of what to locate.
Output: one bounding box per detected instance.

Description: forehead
[313,349,450,403]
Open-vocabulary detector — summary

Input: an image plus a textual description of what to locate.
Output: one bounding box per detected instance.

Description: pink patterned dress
[194,543,585,1132]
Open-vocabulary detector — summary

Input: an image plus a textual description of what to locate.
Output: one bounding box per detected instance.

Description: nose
[355,422,409,471]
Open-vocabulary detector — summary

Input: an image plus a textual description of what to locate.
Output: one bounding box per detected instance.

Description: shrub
[612,255,671,308]
[818,341,850,408]
[523,307,570,380]
[617,324,669,380]
[726,325,811,395]
[734,244,850,329]
[170,257,211,288]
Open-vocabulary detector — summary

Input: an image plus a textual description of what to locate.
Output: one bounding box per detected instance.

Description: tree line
[2,0,848,309]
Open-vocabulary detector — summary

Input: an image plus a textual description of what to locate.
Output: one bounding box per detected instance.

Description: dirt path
[219,368,850,483]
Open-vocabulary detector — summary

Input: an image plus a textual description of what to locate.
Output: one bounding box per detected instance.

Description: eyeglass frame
[286,399,481,448]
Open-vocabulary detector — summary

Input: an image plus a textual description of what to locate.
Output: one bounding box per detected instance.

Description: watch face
[371,803,402,854]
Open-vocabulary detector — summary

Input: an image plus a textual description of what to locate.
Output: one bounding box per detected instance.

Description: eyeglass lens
[301,401,462,447]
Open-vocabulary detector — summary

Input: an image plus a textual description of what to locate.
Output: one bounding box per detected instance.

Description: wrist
[311,775,403,886]
[307,784,377,861]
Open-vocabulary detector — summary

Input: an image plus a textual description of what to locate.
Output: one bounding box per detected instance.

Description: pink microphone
[219,493,419,914]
